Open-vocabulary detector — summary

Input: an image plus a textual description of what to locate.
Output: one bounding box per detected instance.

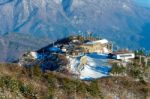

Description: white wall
[115,53,135,60]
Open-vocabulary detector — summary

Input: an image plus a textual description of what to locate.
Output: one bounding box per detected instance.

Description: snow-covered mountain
[0,0,150,61]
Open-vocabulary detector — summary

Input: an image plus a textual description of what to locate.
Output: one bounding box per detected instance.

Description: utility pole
[74,83,76,99]
[139,55,142,66]
[139,55,141,65]
[145,57,148,67]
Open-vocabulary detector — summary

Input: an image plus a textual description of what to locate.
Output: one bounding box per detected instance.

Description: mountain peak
[0,0,150,61]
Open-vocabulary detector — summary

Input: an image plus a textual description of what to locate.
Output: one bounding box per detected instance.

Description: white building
[112,52,135,61]
[81,39,112,54]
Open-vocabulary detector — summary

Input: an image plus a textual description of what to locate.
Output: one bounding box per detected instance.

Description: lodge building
[80,39,112,54]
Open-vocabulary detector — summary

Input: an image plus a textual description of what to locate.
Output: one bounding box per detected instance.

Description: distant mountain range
[0,0,150,61]
[0,33,51,62]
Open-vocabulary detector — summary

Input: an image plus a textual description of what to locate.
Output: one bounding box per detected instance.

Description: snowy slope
[69,53,112,80]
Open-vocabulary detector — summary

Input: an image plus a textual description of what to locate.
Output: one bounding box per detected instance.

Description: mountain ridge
[0,0,150,61]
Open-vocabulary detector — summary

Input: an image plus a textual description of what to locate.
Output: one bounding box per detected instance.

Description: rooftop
[112,50,134,55]
[85,39,109,45]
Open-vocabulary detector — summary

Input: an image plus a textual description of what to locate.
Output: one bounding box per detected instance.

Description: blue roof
[49,47,61,52]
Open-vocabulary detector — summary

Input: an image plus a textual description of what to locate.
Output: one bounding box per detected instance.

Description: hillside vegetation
[0,63,150,99]
[0,63,103,99]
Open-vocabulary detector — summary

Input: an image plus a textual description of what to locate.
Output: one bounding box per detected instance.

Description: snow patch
[86,39,109,45]
[68,53,112,80]
[30,51,38,59]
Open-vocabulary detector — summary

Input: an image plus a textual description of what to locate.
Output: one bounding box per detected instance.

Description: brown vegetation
[0,63,102,99]
[0,63,150,99]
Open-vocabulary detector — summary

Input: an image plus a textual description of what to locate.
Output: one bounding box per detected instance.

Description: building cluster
[54,35,135,62]
[21,35,136,67]
[18,34,141,81]
[50,35,113,57]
